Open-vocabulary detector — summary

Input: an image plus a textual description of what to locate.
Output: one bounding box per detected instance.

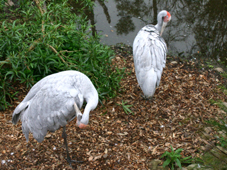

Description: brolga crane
[12,70,99,166]
[133,10,171,99]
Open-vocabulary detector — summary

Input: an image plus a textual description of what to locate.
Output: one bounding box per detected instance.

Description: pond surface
[85,0,227,66]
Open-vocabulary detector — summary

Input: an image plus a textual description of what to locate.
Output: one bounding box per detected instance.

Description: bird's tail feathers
[139,69,157,98]
[12,102,29,124]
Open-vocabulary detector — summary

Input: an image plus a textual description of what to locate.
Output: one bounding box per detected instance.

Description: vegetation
[201,106,227,169]
[0,0,124,110]
[208,119,227,149]
[117,100,134,115]
[161,146,192,170]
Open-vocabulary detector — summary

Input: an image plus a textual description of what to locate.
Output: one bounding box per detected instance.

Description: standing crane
[12,70,99,166]
[133,10,171,99]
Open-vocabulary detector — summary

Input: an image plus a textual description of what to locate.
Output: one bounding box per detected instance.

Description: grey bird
[133,10,171,99]
[12,70,99,165]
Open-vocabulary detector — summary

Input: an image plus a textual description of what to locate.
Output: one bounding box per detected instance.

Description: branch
[28,38,41,52]
[0,58,10,66]
[34,0,44,15]
[34,0,45,36]
[27,0,46,52]
[47,44,66,63]
[60,50,78,53]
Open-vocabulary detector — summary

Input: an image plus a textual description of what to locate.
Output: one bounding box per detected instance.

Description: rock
[171,61,178,65]
[6,0,14,6]
[187,163,214,170]
[148,159,162,170]
[187,164,202,170]
[218,131,227,138]
[177,167,188,170]
[103,153,108,158]
[204,127,212,134]
[116,56,121,61]
[222,102,227,108]
[224,90,227,95]
[156,166,169,170]
[210,146,227,161]
[216,146,227,154]
[202,147,227,169]
[214,67,224,73]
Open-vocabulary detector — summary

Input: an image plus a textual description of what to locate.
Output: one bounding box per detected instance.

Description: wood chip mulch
[0,45,226,169]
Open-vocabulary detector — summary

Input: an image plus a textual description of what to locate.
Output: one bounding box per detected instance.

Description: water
[84,0,227,66]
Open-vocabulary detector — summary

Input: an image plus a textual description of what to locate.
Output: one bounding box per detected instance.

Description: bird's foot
[66,157,83,167]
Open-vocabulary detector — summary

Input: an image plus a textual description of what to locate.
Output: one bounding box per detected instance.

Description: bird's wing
[19,71,84,142]
[133,25,167,86]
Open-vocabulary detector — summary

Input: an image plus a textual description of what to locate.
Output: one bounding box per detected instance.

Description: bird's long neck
[80,91,98,125]
[155,15,163,33]
[80,103,92,125]
[155,19,167,36]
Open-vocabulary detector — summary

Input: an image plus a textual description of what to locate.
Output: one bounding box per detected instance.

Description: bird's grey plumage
[12,70,98,143]
[133,10,170,98]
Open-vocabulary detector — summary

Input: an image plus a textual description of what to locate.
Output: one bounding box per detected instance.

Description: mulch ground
[0,44,226,169]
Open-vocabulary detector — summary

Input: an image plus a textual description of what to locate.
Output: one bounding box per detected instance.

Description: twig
[34,0,45,36]
[60,50,78,53]
[27,1,64,54]
[47,44,66,63]
[28,38,41,52]
[26,0,45,52]
[0,58,10,66]
[34,0,44,15]
[59,50,78,59]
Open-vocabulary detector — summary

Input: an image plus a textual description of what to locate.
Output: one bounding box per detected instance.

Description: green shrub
[0,0,124,110]
[161,146,192,170]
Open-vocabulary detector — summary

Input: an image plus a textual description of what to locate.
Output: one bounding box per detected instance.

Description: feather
[12,70,98,143]
[133,10,171,98]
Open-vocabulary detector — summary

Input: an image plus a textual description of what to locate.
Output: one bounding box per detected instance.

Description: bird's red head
[164,11,171,22]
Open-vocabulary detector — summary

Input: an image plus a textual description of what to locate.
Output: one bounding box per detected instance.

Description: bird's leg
[62,126,72,166]
[62,126,83,166]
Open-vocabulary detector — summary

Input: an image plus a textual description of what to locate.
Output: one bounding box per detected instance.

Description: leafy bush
[161,146,192,170]
[0,0,124,110]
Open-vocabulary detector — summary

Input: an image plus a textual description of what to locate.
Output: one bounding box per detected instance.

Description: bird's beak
[160,21,167,36]
[77,121,88,129]
[74,103,82,118]
[160,14,171,36]
[74,103,88,129]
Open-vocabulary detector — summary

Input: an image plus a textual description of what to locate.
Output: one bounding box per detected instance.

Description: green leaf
[171,145,174,152]
[175,148,183,154]
[181,156,192,161]
[176,158,182,168]
[181,156,192,163]
[161,152,168,158]
[162,158,171,167]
